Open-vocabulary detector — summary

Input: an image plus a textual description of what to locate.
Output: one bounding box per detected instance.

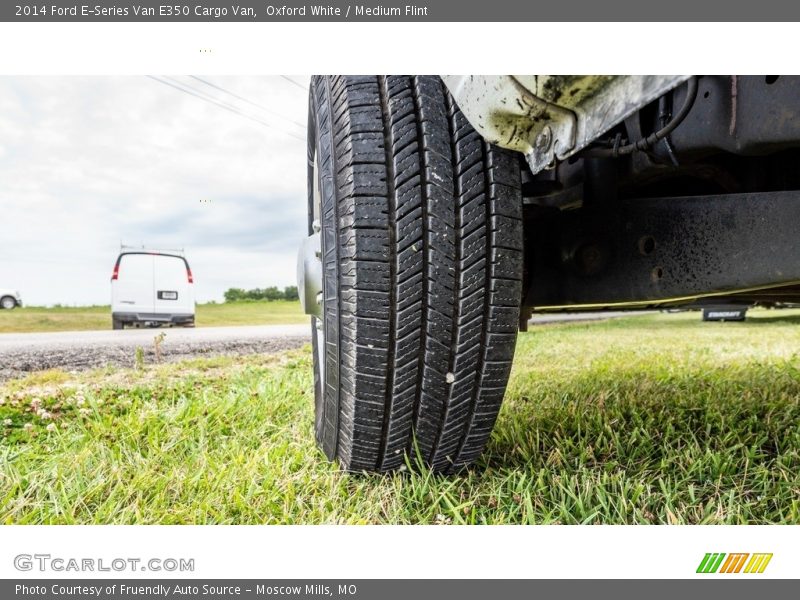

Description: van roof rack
[120,243,185,256]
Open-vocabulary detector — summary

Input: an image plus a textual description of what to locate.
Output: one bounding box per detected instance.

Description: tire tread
[310,75,522,473]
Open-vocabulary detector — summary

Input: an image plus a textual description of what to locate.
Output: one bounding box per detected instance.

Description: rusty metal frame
[443,75,689,174]
[523,190,800,310]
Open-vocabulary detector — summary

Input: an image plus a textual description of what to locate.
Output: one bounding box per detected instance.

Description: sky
[0,75,310,306]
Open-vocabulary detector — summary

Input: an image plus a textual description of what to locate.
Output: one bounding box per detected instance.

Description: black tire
[112,318,124,330]
[0,296,17,310]
[308,75,523,473]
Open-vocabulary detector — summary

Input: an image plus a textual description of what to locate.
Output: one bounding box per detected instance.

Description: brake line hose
[581,76,699,158]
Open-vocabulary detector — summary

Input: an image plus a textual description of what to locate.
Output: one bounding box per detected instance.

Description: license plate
[158,291,178,300]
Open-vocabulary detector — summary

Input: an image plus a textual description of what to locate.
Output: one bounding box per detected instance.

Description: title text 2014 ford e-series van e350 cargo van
[110,249,195,330]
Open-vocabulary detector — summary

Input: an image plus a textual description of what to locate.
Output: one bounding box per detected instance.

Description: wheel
[0,296,17,310]
[300,76,523,473]
[112,318,124,330]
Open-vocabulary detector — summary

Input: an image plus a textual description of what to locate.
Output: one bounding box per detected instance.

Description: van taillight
[187,267,194,283]
[111,263,119,281]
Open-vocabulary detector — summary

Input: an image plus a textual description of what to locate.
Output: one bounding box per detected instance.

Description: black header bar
[3,0,800,22]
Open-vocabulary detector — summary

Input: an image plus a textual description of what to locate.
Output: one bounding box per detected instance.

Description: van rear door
[114,253,154,314]
[153,254,194,316]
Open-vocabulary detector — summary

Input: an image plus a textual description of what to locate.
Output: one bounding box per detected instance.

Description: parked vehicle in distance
[0,289,22,310]
[702,305,749,322]
[110,246,195,330]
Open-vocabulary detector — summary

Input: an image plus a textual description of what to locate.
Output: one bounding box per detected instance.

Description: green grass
[2,309,800,524]
[0,301,305,333]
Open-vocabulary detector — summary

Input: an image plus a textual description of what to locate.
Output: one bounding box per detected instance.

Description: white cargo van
[110,248,195,330]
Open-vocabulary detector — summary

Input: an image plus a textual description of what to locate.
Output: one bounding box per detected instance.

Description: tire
[112,318,124,330]
[0,296,17,310]
[308,75,523,473]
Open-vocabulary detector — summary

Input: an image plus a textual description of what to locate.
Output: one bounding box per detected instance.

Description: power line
[280,75,308,92]
[147,76,305,142]
[190,75,306,130]
[159,75,306,141]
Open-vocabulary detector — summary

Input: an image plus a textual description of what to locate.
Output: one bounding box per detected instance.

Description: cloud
[0,75,310,305]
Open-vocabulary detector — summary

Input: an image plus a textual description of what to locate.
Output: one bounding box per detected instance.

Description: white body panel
[113,253,154,313]
[153,254,194,316]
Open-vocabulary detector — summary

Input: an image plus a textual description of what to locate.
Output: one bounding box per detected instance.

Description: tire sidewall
[308,77,340,461]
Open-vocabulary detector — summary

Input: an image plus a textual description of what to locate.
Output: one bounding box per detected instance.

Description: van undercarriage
[446,75,800,318]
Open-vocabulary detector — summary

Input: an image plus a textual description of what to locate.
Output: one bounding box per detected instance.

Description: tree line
[224,286,299,302]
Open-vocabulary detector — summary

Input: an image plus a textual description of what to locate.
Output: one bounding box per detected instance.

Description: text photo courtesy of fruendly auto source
[1,75,799,525]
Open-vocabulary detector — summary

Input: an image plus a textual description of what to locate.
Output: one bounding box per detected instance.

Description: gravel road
[0,324,311,381]
[0,311,645,381]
